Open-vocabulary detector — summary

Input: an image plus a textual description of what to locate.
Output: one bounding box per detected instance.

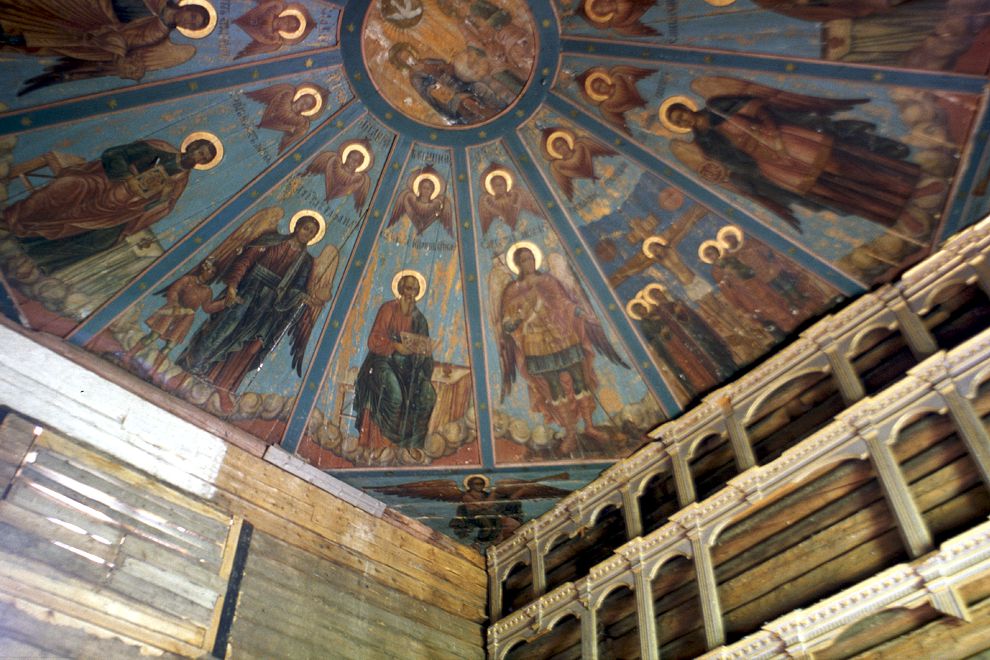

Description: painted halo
[643,283,668,305]
[391,269,427,301]
[277,8,307,40]
[180,131,224,170]
[341,142,372,172]
[625,297,649,321]
[705,0,736,5]
[584,0,615,23]
[641,235,669,258]
[545,130,575,160]
[289,209,326,245]
[659,95,700,134]
[506,240,544,275]
[293,85,324,117]
[717,224,745,252]
[177,0,218,38]
[412,172,442,200]
[698,239,725,264]
[484,168,514,196]
[584,71,613,102]
[462,474,491,490]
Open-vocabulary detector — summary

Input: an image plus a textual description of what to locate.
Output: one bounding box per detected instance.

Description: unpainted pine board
[244,549,482,658]
[0,596,185,659]
[226,612,380,660]
[219,446,485,586]
[35,427,230,524]
[239,555,474,660]
[0,414,36,490]
[0,551,206,653]
[4,477,126,544]
[381,507,486,566]
[249,530,483,645]
[0,520,113,584]
[0,502,121,563]
[120,533,226,596]
[117,556,221,612]
[18,464,223,564]
[204,493,485,622]
[31,444,230,543]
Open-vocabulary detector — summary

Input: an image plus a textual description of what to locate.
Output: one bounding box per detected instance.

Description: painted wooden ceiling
[1,0,989,551]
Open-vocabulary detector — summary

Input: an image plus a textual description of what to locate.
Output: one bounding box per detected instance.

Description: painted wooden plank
[4,478,129,549]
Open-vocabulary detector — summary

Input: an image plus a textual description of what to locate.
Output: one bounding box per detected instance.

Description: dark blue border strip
[0,50,343,136]
[452,147,495,469]
[211,520,253,659]
[560,38,989,94]
[503,132,680,417]
[547,92,865,295]
[70,99,363,347]
[281,135,414,452]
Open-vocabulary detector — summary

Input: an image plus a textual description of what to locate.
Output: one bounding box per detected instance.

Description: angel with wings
[577,0,659,36]
[371,473,571,549]
[305,139,374,211]
[5,0,217,96]
[662,76,925,233]
[541,128,617,201]
[233,0,313,60]
[389,166,453,236]
[576,65,654,134]
[478,164,541,235]
[176,207,338,407]
[245,83,327,153]
[491,242,628,455]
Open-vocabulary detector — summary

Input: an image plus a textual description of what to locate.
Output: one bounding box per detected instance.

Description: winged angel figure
[663,76,924,232]
[233,0,313,60]
[371,473,571,549]
[176,206,338,406]
[576,65,655,134]
[489,243,628,455]
[541,128,617,201]
[246,83,327,152]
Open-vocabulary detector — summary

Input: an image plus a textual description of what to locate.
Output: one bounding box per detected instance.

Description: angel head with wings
[233,1,314,60]
[371,473,572,549]
[175,207,338,410]
[388,166,454,236]
[478,164,541,235]
[305,140,374,211]
[541,128,617,201]
[245,83,327,152]
[576,65,654,134]
[491,242,629,455]
[577,0,660,37]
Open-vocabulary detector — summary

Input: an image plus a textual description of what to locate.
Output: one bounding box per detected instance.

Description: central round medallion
[362,0,538,128]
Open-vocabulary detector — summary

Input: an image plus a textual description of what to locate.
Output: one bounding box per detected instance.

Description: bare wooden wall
[0,327,487,659]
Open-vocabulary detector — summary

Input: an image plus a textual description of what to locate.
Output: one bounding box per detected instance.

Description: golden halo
[698,239,724,264]
[293,85,323,117]
[391,269,427,301]
[584,71,613,102]
[277,8,307,40]
[643,283,668,304]
[625,298,648,321]
[705,0,736,5]
[177,0,217,39]
[412,172,442,200]
[584,0,615,23]
[180,131,224,170]
[641,235,669,258]
[341,142,371,172]
[484,169,513,196]
[506,240,543,275]
[545,130,575,160]
[462,474,490,490]
[717,224,745,252]
[289,209,326,245]
[659,96,699,134]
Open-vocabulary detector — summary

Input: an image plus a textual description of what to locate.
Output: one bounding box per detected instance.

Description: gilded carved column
[669,444,697,508]
[824,344,866,405]
[935,378,990,492]
[632,562,660,660]
[580,595,599,660]
[528,537,547,598]
[487,547,503,622]
[885,293,938,360]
